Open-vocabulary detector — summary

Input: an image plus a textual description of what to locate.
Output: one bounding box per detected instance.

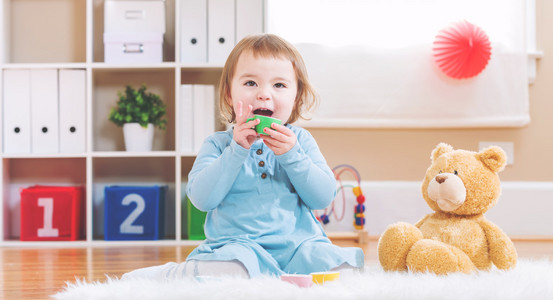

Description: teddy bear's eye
[454,170,458,175]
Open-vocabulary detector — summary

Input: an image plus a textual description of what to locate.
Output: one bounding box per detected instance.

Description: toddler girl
[124,34,364,280]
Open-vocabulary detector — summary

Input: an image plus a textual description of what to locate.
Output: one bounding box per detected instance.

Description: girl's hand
[260,123,296,155]
[233,101,259,149]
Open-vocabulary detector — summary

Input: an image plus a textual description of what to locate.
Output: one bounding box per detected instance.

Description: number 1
[37,198,59,237]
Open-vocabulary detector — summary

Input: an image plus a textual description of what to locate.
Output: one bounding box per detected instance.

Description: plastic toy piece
[281,274,313,288]
[310,271,340,284]
[352,186,362,197]
[246,115,282,135]
[316,164,366,231]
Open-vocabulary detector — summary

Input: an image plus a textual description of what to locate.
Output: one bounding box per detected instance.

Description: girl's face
[229,50,297,123]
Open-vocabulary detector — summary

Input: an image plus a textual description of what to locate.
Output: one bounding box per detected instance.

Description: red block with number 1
[20,186,84,241]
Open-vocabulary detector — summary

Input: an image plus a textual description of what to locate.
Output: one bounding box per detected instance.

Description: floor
[1,239,552,299]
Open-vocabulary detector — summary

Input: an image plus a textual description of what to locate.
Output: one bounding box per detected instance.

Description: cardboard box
[104,0,166,33]
[104,32,163,63]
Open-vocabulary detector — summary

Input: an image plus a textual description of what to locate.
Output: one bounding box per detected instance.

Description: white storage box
[104,32,163,63]
[104,0,166,33]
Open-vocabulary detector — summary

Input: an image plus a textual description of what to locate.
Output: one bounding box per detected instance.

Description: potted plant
[109,84,167,151]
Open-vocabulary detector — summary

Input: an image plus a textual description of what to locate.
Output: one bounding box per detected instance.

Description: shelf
[2,157,87,241]
[92,68,176,152]
[92,151,177,158]
[0,0,264,245]
[1,151,195,158]
[1,153,88,159]
[0,62,224,70]
[180,68,223,85]
[0,63,88,69]
[91,62,178,70]
[180,151,199,158]
[91,0,177,64]
[3,0,87,64]
[0,239,202,248]
[91,157,176,241]
[179,63,224,70]
[0,62,225,70]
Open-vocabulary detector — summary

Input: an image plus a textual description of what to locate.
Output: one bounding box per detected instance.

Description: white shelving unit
[0,0,264,247]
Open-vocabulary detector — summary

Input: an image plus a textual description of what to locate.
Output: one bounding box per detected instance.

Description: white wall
[319,181,553,237]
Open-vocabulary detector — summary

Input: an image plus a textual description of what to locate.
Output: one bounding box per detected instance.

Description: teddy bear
[377,143,517,274]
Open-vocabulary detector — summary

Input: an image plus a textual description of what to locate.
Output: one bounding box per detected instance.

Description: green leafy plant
[109,84,167,130]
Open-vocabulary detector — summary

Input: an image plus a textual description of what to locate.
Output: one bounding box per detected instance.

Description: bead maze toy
[316,164,368,244]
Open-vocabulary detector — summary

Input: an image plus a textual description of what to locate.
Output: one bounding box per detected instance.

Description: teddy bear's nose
[436,174,447,184]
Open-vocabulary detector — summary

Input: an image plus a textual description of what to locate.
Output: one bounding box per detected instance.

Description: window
[267,0,535,128]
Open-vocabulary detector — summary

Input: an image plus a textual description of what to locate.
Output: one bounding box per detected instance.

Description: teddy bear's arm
[478,219,517,270]
[414,214,431,228]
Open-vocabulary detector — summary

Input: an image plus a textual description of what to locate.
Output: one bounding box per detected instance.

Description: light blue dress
[186,125,364,277]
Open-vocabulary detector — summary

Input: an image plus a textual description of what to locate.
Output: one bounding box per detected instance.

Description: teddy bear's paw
[406,239,476,275]
[377,222,423,271]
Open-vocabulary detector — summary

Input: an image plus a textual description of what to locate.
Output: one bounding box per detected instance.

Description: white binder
[236,0,264,41]
[207,0,235,64]
[203,84,215,141]
[192,85,206,153]
[0,1,4,64]
[0,71,2,152]
[179,84,194,153]
[2,70,32,154]
[59,69,86,153]
[30,69,59,153]
[192,85,215,153]
[180,0,207,63]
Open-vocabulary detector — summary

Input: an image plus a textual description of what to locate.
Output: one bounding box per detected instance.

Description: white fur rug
[53,259,553,300]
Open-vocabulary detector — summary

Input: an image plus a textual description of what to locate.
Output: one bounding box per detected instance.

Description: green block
[187,196,207,240]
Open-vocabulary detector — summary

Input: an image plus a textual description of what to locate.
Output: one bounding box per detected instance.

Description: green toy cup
[246,115,282,135]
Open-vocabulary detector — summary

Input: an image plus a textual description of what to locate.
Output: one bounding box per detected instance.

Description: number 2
[119,194,145,234]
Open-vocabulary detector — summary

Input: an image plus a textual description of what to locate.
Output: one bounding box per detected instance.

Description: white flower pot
[123,123,154,152]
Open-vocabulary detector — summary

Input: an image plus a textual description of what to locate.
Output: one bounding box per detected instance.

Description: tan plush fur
[377,143,517,274]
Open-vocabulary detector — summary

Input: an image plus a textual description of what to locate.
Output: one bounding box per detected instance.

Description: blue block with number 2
[104,185,167,241]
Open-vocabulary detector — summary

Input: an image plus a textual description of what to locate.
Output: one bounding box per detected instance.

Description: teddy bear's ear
[431,143,454,162]
[477,146,507,173]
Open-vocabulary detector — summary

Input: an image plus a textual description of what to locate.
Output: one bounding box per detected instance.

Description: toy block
[20,185,84,241]
[186,196,207,240]
[104,185,167,241]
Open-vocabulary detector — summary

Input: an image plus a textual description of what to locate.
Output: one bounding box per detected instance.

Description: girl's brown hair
[219,34,319,124]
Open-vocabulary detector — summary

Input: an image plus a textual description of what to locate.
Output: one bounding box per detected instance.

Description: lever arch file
[3,69,32,154]
[30,69,59,153]
[59,69,86,153]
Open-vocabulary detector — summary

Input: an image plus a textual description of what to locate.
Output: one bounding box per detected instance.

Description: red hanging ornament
[433,20,491,79]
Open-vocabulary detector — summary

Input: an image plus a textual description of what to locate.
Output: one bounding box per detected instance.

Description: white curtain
[267,0,529,128]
